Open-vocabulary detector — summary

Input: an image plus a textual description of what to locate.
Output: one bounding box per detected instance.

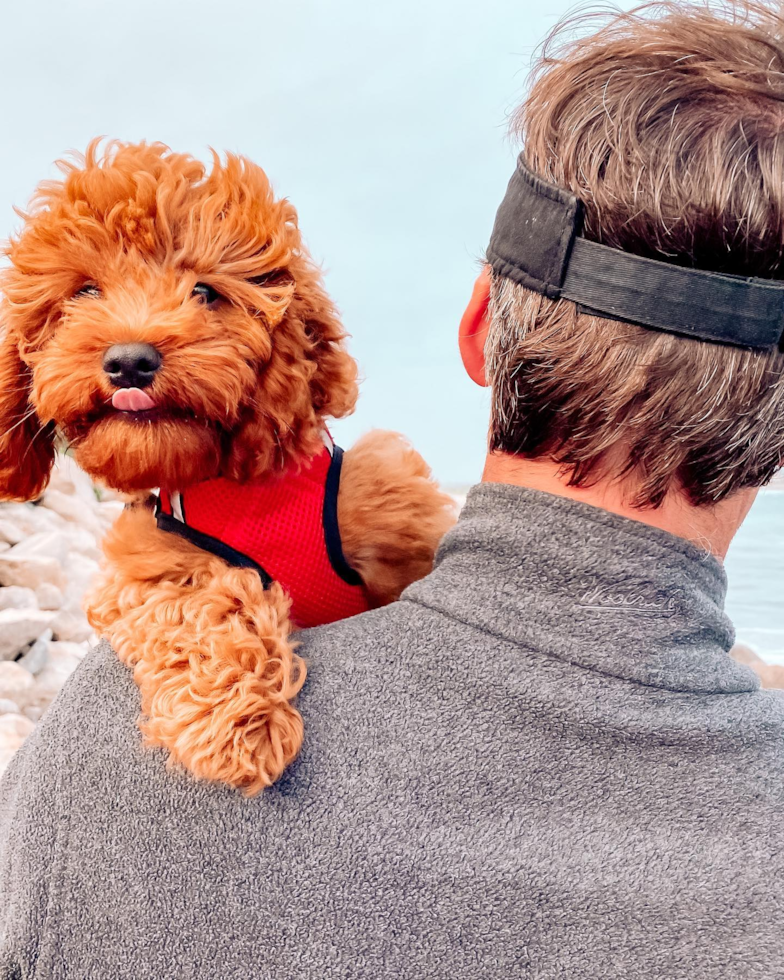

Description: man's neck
[481,452,758,561]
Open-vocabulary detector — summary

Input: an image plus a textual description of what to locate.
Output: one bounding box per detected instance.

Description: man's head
[461,0,784,510]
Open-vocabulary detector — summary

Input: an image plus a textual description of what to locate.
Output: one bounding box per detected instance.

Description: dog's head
[0,140,357,498]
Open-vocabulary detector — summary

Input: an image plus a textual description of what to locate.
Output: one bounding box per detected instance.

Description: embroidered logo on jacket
[577,582,684,618]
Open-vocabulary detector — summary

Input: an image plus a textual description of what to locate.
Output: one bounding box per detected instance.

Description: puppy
[0,141,456,794]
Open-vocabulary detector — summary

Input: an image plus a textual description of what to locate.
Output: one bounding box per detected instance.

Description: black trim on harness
[322,445,364,587]
[156,508,274,590]
[486,154,784,350]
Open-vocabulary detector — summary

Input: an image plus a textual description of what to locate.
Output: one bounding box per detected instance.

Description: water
[725,489,784,664]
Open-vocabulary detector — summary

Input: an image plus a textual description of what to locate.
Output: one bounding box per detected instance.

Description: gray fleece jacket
[1,483,783,980]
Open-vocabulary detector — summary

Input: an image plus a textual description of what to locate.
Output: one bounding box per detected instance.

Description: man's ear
[458,266,492,387]
[0,330,55,501]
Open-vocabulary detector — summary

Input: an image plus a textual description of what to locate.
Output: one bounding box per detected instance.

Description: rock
[9,530,70,565]
[0,586,38,611]
[732,642,763,667]
[50,609,94,643]
[60,523,102,561]
[94,501,124,537]
[1,501,66,536]
[0,608,55,660]
[40,489,104,537]
[35,583,64,610]
[0,519,24,546]
[98,499,124,522]
[61,552,100,612]
[731,642,784,690]
[55,640,90,661]
[48,453,101,510]
[0,662,35,702]
[0,459,134,758]
[0,713,35,777]
[22,641,83,712]
[16,629,52,675]
[736,645,784,689]
[0,553,66,591]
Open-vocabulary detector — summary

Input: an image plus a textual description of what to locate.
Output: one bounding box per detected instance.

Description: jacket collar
[405,482,759,695]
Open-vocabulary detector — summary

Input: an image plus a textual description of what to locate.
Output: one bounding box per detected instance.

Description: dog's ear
[250,269,358,421]
[296,287,358,422]
[225,284,359,481]
[0,329,56,501]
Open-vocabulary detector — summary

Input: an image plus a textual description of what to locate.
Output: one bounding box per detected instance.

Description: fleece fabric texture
[1,483,783,980]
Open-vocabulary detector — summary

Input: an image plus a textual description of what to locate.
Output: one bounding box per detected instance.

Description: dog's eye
[192,283,221,306]
[74,282,101,299]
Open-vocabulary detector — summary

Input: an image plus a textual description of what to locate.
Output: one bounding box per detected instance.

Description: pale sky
[1,0,781,655]
[0,0,638,487]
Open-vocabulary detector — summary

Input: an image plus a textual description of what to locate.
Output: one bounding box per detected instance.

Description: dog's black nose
[102,343,162,388]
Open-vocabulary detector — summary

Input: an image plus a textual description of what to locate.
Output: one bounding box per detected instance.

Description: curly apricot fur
[0,333,55,500]
[339,431,458,605]
[1,140,453,792]
[86,506,305,794]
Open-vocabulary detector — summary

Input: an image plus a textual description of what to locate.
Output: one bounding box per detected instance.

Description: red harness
[156,440,370,629]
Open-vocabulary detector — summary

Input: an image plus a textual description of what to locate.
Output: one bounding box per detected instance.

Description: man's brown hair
[487,0,784,506]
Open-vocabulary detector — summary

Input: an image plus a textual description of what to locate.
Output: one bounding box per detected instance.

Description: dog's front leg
[86,506,305,794]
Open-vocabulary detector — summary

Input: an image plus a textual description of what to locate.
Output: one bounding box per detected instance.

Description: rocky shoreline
[0,456,122,777]
[0,461,781,779]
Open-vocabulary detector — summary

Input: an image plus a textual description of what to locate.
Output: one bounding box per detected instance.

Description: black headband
[487,155,784,350]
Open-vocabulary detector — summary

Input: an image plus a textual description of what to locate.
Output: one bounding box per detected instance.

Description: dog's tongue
[111,387,157,412]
